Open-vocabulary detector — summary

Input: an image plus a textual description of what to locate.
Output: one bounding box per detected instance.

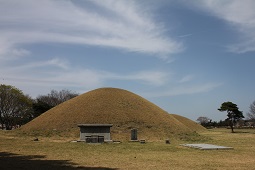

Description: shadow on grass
[0,152,118,170]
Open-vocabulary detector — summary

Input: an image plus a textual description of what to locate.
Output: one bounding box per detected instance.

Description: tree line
[0,84,78,130]
[197,101,255,132]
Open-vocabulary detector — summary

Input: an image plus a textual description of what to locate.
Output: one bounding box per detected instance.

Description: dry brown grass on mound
[171,114,205,132]
[21,88,204,141]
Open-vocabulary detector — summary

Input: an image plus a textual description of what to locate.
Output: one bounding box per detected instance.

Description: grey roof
[77,124,113,127]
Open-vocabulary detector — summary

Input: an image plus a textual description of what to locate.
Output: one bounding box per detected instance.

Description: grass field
[1,128,255,170]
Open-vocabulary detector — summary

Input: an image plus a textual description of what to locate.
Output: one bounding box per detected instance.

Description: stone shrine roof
[78,124,113,127]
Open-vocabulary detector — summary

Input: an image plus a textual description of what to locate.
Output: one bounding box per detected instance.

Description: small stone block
[140,139,146,144]
[33,138,39,141]
[165,139,170,144]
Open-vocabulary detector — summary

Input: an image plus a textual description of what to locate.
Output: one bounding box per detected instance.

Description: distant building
[78,124,113,143]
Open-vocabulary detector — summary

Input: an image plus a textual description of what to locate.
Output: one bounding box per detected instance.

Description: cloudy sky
[1,0,255,121]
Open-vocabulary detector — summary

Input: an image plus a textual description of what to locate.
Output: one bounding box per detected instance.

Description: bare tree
[36,89,79,107]
[196,116,210,126]
[32,89,79,118]
[247,100,255,121]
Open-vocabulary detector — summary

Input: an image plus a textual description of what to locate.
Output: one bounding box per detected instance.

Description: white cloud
[11,48,31,57]
[0,0,183,59]
[0,53,220,98]
[179,75,194,83]
[227,40,255,53]
[129,71,169,86]
[143,83,223,98]
[0,36,30,60]
[108,71,170,86]
[6,58,69,72]
[190,0,255,53]
[0,0,224,99]
[0,55,171,96]
[0,0,183,95]
[46,58,69,70]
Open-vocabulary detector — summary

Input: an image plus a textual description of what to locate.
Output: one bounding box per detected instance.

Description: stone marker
[33,138,39,141]
[131,129,138,141]
[165,139,170,144]
[140,139,146,144]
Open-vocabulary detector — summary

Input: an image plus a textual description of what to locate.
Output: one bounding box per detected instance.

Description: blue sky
[1,0,255,121]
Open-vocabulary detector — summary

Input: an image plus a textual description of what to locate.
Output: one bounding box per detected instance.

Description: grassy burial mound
[21,88,205,141]
[171,114,204,132]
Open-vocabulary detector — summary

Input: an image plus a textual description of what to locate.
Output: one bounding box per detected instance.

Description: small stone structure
[131,129,138,141]
[180,144,233,150]
[78,124,113,143]
[140,139,146,144]
[165,139,170,144]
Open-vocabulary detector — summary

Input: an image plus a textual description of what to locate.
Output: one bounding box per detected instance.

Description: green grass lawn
[0,128,255,170]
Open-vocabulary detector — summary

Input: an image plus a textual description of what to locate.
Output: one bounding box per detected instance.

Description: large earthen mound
[21,88,205,140]
[171,114,204,132]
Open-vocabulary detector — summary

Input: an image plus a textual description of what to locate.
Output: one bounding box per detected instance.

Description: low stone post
[165,139,170,144]
[131,128,138,141]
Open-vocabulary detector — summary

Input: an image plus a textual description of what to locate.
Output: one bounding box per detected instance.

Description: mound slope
[21,88,204,140]
[171,114,204,132]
